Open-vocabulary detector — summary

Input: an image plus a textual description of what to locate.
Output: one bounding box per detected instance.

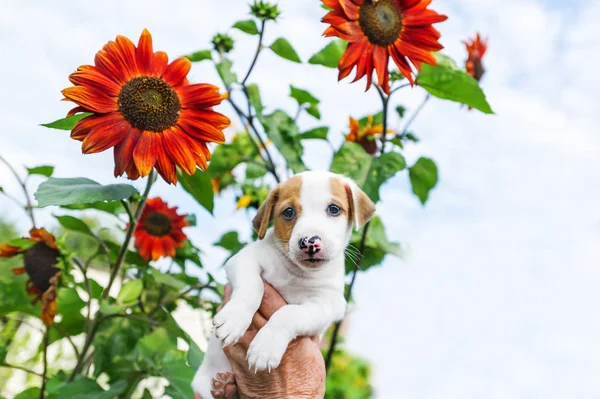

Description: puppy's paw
[211,372,237,398]
[213,303,252,346]
[246,327,290,372]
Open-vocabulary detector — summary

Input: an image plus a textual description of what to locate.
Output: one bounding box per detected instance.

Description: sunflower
[345,115,392,155]
[464,33,488,81]
[0,228,61,326]
[62,29,231,185]
[322,0,447,93]
[133,198,189,261]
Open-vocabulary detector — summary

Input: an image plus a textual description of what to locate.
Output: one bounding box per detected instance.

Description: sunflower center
[359,0,403,47]
[143,211,173,237]
[118,77,181,132]
[23,242,60,293]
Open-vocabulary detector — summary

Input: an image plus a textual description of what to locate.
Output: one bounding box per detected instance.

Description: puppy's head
[253,171,375,271]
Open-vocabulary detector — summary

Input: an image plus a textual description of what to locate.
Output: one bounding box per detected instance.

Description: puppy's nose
[299,236,321,255]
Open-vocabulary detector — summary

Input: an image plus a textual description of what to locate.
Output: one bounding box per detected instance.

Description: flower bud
[250,1,281,21]
[212,33,235,54]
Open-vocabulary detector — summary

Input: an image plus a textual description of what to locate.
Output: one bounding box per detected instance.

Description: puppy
[192,171,375,398]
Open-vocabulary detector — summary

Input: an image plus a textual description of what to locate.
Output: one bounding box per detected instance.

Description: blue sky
[1,0,600,398]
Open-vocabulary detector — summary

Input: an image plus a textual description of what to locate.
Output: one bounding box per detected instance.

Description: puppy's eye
[282,207,296,220]
[328,204,342,216]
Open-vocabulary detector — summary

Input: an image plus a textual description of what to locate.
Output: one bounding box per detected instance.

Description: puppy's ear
[345,182,376,230]
[252,189,279,239]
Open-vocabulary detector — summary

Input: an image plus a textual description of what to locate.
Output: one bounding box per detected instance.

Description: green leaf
[245,162,267,179]
[27,165,54,177]
[41,113,92,130]
[417,53,494,114]
[177,169,214,215]
[216,59,238,87]
[150,268,187,291]
[35,177,138,208]
[117,280,144,305]
[89,278,103,300]
[214,231,245,256]
[309,39,347,68]
[300,127,329,140]
[61,201,125,215]
[174,240,202,269]
[185,214,197,227]
[162,312,204,370]
[290,86,319,105]
[306,103,321,120]
[259,110,307,173]
[162,360,196,399]
[233,19,259,35]
[55,215,94,237]
[246,84,264,115]
[54,378,127,399]
[269,38,301,63]
[105,241,149,267]
[396,105,406,119]
[99,301,126,315]
[330,143,406,202]
[14,389,41,399]
[409,157,438,205]
[184,49,212,62]
[208,132,258,178]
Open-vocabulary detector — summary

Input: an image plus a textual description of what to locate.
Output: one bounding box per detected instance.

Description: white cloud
[1,0,600,398]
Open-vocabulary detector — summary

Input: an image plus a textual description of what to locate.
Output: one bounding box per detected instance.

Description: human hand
[194,282,326,399]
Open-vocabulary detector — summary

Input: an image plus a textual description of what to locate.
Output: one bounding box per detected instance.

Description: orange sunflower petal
[133,131,161,177]
[114,127,142,178]
[62,86,118,114]
[0,245,24,258]
[136,28,155,75]
[162,127,199,176]
[155,137,178,185]
[82,113,130,154]
[162,58,192,87]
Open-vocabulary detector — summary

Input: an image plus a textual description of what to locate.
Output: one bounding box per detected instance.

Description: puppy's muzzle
[299,235,321,256]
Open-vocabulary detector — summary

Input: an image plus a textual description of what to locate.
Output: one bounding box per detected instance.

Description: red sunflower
[464,33,488,81]
[0,228,61,326]
[322,0,447,93]
[133,197,189,262]
[62,29,231,184]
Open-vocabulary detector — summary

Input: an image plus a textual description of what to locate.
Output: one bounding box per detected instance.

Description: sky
[1,0,600,398]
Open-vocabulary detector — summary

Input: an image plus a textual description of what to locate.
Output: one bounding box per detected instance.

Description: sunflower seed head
[212,33,235,54]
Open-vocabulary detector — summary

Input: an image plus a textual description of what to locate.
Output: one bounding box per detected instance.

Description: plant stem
[53,323,80,358]
[241,20,266,86]
[40,327,50,398]
[325,221,371,370]
[0,153,37,228]
[69,171,156,382]
[0,364,45,379]
[397,94,431,140]
[103,171,155,300]
[376,87,391,155]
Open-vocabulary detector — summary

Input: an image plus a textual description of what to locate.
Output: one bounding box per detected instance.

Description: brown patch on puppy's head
[252,176,303,240]
[331,177,375,230]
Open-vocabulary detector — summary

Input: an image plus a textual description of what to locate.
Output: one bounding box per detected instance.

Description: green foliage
[309,40,347,68]
[177,168,215,214]
[409,157,439,205]
[233,20,259,35]
[216,59,238,87]
[184,50,212,62]
[325,350,373,399]
[41,113,91,130]
[260,110,307,173]
[331,143,406,202]
[0,4,495,397]
[269,38,301,63]
[417,53,494,114]
[26,165,54,178]
[35,177,138,207]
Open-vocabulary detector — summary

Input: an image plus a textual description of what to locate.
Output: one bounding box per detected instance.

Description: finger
[194,394,202,399]
[251,310,268,329]
[217,284,233,312]
[258,282,287,319]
